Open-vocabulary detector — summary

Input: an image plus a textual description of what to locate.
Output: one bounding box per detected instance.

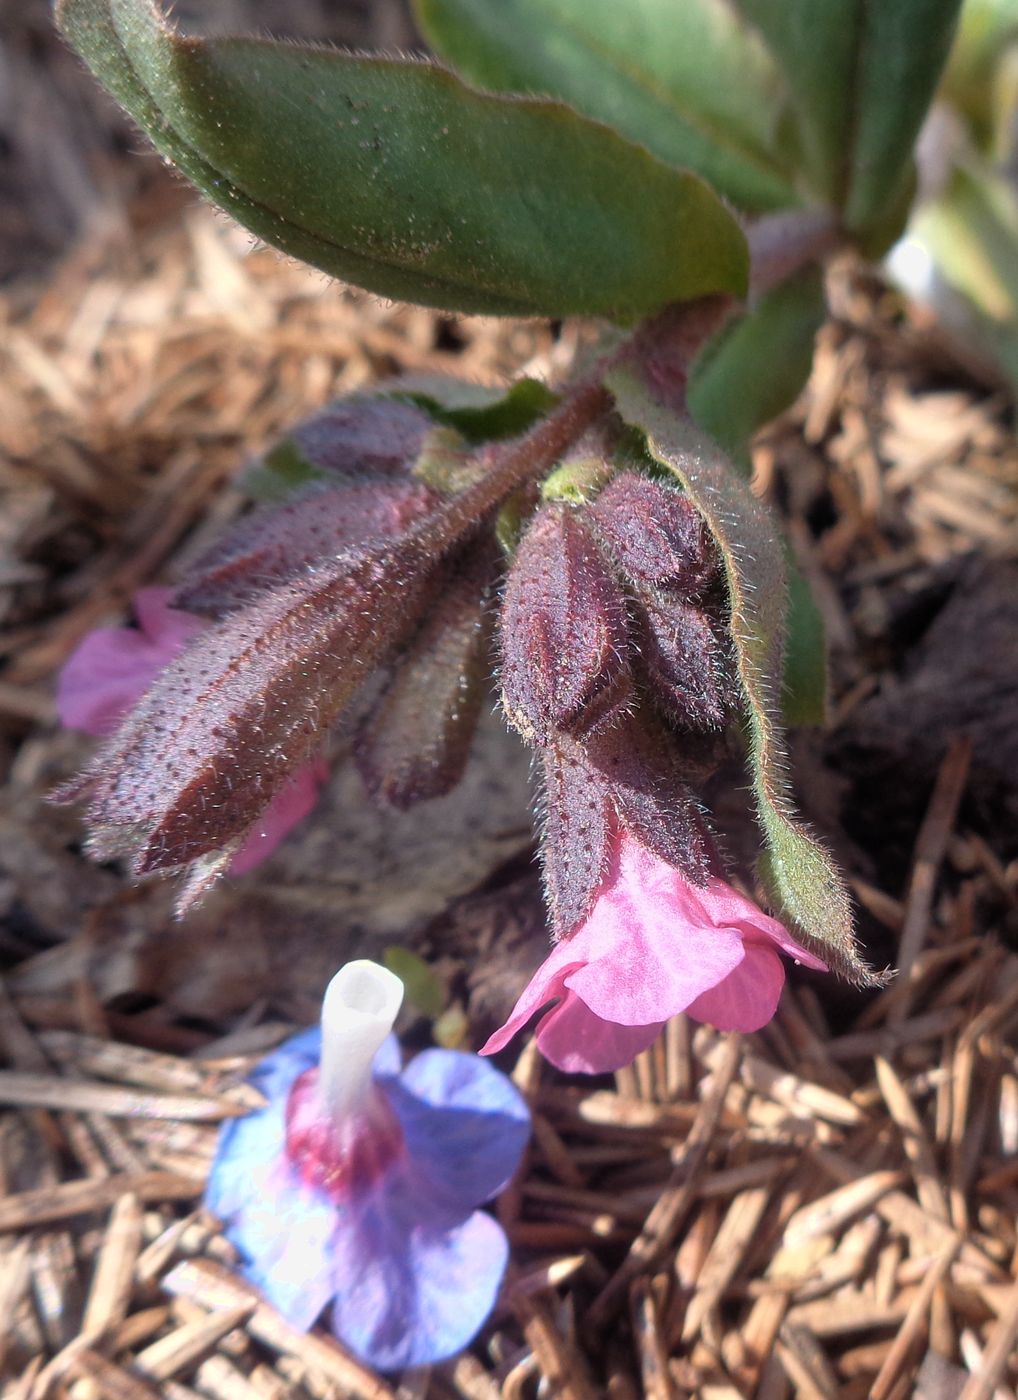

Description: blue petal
[207,1024,394,1331]
[206,1079,337,1328]
[371,1032,403,1080]
[385,1049,530,1216]
[329,1200,509,1370]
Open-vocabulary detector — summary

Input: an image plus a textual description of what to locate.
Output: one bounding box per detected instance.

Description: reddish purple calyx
[284,1068,404,1202]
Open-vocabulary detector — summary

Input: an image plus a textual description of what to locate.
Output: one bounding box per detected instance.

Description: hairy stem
[746,207,841,300]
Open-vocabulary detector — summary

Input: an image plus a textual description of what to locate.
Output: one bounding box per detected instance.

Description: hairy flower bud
[57,541,442,910]
[175,481,438,615]
[356,543,497,810]
[630,592,736,730]
[588,471,718,595]
[499,503,631,745]
[281,395,435,480]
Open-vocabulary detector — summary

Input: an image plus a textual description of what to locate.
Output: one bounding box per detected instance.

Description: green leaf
[687,266,827,470]
[414,0,801,213]
[383,946,448,1018]
[58,0,748,320]
[687,268,829,725]
[392,376,559,441]
[914,161,1018,322]
[942,0,1018,156]
[734,0,962,232]
[240,439,327,502]
[782,558,828,728]
[607,365,875,984]
[841,1,963,232]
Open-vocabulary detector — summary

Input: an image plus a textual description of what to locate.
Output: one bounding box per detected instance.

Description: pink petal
[559,839,747,1026]
[57,589,204,737]
[479,946,582,1057]
[685,939,787,1032]
[534,992,664,1074]
[230,759,329,874]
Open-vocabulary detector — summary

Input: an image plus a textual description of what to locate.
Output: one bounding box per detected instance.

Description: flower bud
[630,592,736,731]
[499,503,632,746]
[57,540,442,909]
[588,470,718,595]
[282,395,435,480]
[356,543,496,810]
[176,480,438,615]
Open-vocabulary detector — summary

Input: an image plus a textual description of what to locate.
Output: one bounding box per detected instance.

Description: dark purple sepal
[539,736,613,936]
[499,502,632,746]
[587,470,718,596]
[355,543,496,810]
[62,542,442,904]
[175,481,438,615]
[584,715,713,885]
[631,590,736,731]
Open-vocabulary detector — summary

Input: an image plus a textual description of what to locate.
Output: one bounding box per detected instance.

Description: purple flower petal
[206,1040,335,1328]
[329,1201,509,1370]
[384,1049,530,1215]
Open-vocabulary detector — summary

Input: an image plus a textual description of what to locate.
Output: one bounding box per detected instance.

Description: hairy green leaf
[392,376,559,441]
[687,267,827,469]
[734,0,961,233]
[688,269,829,726]
[58,0,747,319]
[414,0,800,213]
[608,365,875,983]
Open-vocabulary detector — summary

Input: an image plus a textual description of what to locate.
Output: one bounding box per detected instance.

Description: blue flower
[205,962,531,1371]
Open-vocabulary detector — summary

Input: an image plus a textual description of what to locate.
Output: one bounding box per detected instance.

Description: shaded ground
[2,5,1018,1397]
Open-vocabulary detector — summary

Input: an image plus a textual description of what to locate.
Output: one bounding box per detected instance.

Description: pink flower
[57,588,327,872]
[482,826,826,1074]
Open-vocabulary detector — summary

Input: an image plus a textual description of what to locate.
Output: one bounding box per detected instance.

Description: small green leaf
[688,266,827,470]
[782,557,828,728]
[383,946,448,1018]
[608,365,875,983]
[392,376,559,442]
[414,0,801,213]
[240,439,327,502]
[58,0,748,320]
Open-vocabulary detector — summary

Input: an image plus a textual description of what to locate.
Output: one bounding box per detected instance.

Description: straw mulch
[3,10,1018,1394]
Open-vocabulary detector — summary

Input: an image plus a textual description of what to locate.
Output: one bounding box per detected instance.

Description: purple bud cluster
[55,389,737,934]
[497,470,735,932]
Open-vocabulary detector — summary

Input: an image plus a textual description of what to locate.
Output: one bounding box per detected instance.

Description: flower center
[284,1067,404,1201]
[282,959,406,1202]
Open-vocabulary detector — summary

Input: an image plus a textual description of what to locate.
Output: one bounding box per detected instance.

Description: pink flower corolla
[206,962,530,1371]
[482,825,827,1074]
[56,588,327,871]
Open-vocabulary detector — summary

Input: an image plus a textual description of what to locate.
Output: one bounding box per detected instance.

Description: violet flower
[56,588,327,871]
[482,824,827,1074]
[206,961,530,1371]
